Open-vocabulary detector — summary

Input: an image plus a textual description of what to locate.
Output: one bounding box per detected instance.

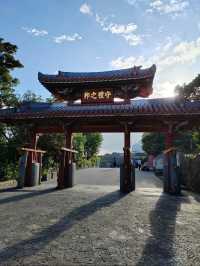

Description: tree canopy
[84,133,103,159]
[0,38,23,108]
[142,133,165,156]
[175,74,200,100]
[142,131,199,156]
[0,38,104,180]
[20,90,43,103]
[142,73,200,157]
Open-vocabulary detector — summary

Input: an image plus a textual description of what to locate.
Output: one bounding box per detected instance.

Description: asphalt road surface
[75,168,162,188]
[1,168,200,265]
[0,176,200,265]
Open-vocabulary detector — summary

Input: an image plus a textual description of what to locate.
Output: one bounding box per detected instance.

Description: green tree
[73,133,86,167]
[142,131,198,156]
[190,131,200,154]
[175,73,200,152]
[6,91,44,148]
[142,133,165,156]
[175,131,197,153]
[0,38,23,108]
[10,90,103,171]
[20,90,43,102]
[175,74,200,100]
[84,133,103,159]
[0,39,23,179]
[73,134,86,158]
[37,133,65,170]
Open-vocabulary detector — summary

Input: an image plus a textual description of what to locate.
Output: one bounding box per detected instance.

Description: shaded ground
[0,169,200,265]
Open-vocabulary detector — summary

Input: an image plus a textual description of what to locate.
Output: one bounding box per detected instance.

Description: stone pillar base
[57,163,76,189]
[120,163,135,193]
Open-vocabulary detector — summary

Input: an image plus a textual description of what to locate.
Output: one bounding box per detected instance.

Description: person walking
[137,159,142,171]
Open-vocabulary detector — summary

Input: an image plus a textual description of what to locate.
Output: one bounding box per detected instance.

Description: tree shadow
[0,187,56,205]
[136,193,189,266]
[0,189,126,264]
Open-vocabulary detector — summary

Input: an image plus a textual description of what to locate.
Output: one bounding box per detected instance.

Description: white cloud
[111,37,200,72]
[160,38,200,69]
[153,81,177,97]
[80,3,141,46]
[95,14,106,27]
[162,37,173,51]
[111,56,145,69]
[155,37,174,53]
[110,57,182,98]
[125,0,146,6]
[22,27,48,36]
[126,0,137,5]
[80,3,93,15]
[104,22,138,34]
[111,36,200,98]
[148,0,189,16]
[95,14,142,46]
[54,33,82,43]
[123,34,142,46]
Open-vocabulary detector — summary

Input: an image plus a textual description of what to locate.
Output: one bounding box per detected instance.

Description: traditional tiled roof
[0,98,200,121]
[38,65,156,84]
[38,65,156,101]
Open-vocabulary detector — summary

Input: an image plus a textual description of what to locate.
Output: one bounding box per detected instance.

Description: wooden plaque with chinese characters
[81,89,114,104]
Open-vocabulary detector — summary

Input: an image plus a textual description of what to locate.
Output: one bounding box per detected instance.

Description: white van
[154,154,164,175]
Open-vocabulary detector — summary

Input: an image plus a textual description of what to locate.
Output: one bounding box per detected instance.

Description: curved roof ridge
[38,64,156,82]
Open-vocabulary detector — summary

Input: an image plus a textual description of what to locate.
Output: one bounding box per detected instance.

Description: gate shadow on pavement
[136,193,189,266]
[0,187,56,205]
[0,190,126,264]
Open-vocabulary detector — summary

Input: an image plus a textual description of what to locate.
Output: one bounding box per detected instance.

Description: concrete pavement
[75,168,162,188]
[0,168,199,265]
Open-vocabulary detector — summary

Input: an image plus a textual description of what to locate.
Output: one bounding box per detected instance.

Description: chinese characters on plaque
[82,89,113,104]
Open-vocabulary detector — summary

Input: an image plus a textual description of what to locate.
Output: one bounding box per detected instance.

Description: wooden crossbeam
[21,148,46,153]
[61,147,78,153]
[163,147,177,154]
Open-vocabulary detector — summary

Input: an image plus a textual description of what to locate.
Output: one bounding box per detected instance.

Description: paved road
[0,169,200,265]
[75,168,162,188]
[0,183,200,265]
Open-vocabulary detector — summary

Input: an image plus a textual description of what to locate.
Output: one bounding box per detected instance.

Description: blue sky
[1,0,200,153]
